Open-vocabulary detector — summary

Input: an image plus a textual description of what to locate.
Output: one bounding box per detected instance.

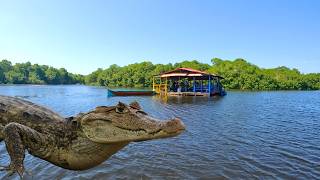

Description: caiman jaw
[103,118,185,142]
[81,117,185,144]
[128,118,186,142]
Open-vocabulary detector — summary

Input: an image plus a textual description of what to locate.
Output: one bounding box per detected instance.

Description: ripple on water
[0,86,319,179]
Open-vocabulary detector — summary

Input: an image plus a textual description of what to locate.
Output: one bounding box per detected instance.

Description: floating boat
[153,67,226,97]
[108,89,155,97]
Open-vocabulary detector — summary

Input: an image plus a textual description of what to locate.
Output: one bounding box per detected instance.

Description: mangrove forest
[1,58,320,90]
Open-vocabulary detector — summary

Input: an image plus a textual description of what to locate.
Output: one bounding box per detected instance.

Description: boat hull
[108,89,155,96]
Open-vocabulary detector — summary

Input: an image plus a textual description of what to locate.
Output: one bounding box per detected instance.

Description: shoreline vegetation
[1,58,319,90]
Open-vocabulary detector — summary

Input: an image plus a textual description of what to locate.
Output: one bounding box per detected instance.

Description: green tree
[5,71,25,84]
[0,60,13,83]
[45,67,61,84]
[174,60,210,71]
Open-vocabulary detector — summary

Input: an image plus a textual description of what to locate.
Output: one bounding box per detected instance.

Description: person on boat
[177,84,182,93]
[184,80,189,92]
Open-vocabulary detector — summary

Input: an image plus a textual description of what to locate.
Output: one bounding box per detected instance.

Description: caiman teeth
[116,126,148,133]
[115,125,163,135]
[149,129,162,135]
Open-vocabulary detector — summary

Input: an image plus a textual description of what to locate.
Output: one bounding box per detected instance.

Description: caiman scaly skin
[0,95,185,177]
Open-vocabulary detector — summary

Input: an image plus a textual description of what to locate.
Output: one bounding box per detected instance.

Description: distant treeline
[85,58,320,90]
[1,59,320,90]
[0,60,84,84]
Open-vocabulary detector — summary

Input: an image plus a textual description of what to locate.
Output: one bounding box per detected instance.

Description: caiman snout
[82,101,186,143]
[161,118,186,134]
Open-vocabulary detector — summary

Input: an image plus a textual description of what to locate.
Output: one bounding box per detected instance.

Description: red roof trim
[158,67,224,79]
[161,68,209,75]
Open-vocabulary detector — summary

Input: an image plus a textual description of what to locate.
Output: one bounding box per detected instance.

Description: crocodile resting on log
[0,95,185,177]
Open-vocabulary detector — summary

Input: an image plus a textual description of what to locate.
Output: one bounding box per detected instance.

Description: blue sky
[0,0,319,75]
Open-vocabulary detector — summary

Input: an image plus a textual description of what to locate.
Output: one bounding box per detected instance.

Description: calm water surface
[0,85,319,179]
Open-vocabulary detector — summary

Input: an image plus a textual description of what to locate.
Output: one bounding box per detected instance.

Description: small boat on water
[108,89,155,97]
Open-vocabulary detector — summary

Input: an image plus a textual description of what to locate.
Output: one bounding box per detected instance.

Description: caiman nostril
[162,118,186,133]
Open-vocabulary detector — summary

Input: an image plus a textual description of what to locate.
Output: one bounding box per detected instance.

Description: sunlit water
[0,85,319,179]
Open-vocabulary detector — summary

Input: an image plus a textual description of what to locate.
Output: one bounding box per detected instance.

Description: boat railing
[153,84,168,95]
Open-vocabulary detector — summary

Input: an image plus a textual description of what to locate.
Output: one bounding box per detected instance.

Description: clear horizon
[0,0,319,75]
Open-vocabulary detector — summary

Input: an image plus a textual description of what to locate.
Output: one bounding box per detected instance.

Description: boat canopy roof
[155,68,224,79]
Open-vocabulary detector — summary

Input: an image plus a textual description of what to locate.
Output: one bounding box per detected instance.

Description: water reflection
[0,85,319,179]
[152,95,223,105]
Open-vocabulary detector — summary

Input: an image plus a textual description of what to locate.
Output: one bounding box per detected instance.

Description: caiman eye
[116,107,129,114]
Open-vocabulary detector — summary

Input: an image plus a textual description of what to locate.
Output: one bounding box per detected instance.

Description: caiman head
[79,102,185,143]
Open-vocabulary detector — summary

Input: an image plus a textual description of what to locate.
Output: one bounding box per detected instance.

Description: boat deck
[166,91,221,97]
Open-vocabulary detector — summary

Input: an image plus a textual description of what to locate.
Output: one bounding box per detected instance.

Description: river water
[0,85,319,179]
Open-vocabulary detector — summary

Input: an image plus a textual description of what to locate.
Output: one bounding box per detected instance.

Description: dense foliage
[84,60,209,87]
[209,58,320,90]
[2,59,319,90]
[85,58,320,90]
[0,60,84,84]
